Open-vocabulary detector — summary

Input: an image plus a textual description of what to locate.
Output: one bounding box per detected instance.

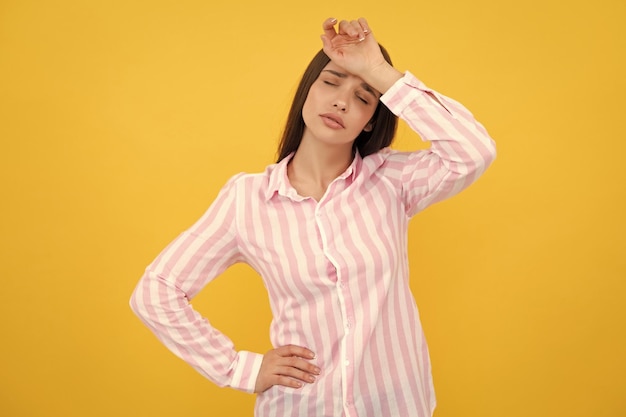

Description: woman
[130,17,496,417]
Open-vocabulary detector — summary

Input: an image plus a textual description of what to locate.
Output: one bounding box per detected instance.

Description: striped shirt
[130,71,496,417]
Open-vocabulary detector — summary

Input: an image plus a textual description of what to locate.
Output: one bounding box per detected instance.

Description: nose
[333,100,347,112]
[332,87,350,112]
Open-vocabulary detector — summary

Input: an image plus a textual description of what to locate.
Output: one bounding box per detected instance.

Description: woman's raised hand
[320,17,385,77]
[320,17,402,94]
[254,345,321,393]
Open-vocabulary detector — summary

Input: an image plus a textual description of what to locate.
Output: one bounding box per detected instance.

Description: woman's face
[301,61,380,149]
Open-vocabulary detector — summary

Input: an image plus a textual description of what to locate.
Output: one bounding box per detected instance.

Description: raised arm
[381,73,496,216]
[321,16,496,216]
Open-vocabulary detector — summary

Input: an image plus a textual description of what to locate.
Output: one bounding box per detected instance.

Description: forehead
[322,62,357,77]
[320,62,380,97]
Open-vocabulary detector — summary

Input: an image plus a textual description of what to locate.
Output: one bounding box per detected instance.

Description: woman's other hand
[254,345,321,393]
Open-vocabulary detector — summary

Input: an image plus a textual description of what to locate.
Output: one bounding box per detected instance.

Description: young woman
[130,17,496,417]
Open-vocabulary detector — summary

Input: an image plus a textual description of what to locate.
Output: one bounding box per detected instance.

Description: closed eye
[356,94,369,105]
[323,80,337,86]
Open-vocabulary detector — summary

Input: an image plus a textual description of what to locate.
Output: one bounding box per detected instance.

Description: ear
[363,120,374,132]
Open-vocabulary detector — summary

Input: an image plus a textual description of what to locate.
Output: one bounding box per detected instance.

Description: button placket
[315,196,359,417]
[335,265,358,417]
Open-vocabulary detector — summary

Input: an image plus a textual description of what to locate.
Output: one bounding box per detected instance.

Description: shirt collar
[264,151,362,202]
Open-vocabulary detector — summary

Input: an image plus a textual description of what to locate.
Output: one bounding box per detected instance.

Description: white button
[345,360,350,366]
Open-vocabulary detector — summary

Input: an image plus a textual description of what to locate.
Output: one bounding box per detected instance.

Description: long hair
[276,45,398,162]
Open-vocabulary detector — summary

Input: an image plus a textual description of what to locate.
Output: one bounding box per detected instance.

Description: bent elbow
[129,276,152,323]
[474,135,497,174]
[486,138,497,164]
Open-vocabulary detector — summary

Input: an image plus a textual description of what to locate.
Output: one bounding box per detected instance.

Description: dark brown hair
[276,45,398,162]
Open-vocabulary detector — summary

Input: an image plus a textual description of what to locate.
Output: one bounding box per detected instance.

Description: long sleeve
[129,174,263,393]
[379,71,497,217]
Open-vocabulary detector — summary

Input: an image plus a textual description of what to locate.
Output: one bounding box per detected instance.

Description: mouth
[320,113,345,129]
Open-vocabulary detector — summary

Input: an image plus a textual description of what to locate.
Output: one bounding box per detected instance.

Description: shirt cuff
[229,350,264,393]
[380,70,455,119]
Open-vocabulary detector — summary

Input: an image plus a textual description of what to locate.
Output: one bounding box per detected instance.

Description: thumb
[320,35,332,53]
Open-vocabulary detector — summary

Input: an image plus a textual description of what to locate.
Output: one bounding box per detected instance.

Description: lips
[320,113,345,129]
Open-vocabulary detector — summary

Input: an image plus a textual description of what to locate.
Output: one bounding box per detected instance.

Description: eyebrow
[322,69,380,99]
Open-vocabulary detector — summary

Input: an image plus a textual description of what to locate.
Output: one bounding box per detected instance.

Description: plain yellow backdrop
[1,0,624,416]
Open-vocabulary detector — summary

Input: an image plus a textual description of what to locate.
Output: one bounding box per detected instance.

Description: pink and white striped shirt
[130,71,496,417]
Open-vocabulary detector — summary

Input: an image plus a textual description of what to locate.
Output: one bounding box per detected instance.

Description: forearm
[129,174,263,392]
[130,270,263,392]
[379,71,496,215]
[383,71,496,172]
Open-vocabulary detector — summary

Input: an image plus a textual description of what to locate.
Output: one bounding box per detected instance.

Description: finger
[320,34,331,52]
[349,20,367,41]
[339,20,365,41]
[357,17,371,35]
[276,344,316,359]
[281,355,321,375]
[274,375,305,389]
[322,17,338,39]
[338,19,360,39]
[277,364,318,383]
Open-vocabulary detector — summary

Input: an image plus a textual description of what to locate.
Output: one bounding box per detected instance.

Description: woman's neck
[287,139,354,200]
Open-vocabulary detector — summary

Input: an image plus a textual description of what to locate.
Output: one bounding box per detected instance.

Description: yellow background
[1,0,624,416]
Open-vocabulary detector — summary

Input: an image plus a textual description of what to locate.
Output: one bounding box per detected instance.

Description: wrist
[230,350,264,393]
[365,62,404,95]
